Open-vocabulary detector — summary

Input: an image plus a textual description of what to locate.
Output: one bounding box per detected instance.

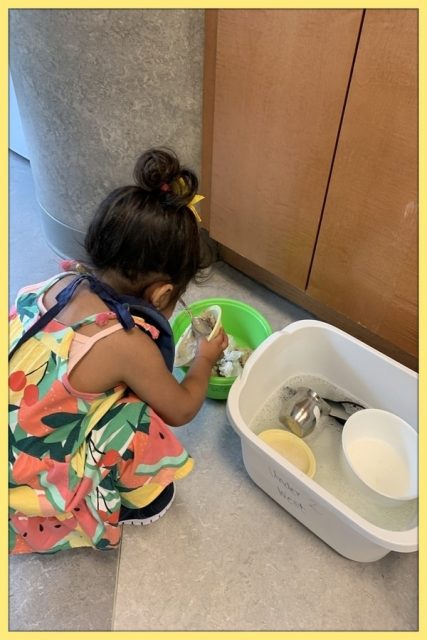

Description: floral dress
[9,274,193,554]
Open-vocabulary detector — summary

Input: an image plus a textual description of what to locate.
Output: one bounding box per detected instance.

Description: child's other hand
[196,329,228,366]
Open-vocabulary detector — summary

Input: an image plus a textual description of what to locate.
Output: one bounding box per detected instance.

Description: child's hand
[195,329,228,366]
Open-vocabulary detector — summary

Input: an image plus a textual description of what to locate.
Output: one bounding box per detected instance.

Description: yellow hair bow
[178,177,204,223]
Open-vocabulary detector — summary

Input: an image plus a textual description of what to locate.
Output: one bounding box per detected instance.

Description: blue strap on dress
[10,274,175,371]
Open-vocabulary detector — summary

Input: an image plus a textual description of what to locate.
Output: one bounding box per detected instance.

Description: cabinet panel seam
[304,9,366,290]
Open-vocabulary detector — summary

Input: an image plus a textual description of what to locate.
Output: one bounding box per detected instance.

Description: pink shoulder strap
[67,323,125,373]
[67,316,159,373]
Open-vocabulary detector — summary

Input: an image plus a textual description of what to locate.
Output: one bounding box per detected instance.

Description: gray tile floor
[9,151,418,631]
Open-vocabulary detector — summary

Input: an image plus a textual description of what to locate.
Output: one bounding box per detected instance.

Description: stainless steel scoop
[280,386,365,438]
[179,298,212,337]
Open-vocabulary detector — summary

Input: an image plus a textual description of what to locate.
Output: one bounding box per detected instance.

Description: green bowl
[171,297,273,400]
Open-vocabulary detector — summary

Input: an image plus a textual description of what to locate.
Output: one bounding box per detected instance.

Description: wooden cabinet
[306,9,418,358]
[203,9,418,369]
[207,9,363,290]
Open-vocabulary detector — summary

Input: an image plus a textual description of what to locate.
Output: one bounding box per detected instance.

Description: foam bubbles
[249,374,418,531]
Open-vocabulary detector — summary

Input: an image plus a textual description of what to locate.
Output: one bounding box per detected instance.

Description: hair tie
[160,183,170,192]
[59,259,89,274]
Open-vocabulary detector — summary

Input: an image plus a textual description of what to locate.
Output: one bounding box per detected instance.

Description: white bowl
[174,304,222,367]
[341,408,418,507]
[203,304,222,341]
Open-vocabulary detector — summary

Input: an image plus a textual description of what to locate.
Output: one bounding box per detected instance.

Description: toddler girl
[9,147,228,554]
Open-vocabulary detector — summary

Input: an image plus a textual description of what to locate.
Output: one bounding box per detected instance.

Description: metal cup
[279,387,330,438]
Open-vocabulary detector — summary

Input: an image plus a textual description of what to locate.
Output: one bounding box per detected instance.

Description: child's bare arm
[112,327,228,426]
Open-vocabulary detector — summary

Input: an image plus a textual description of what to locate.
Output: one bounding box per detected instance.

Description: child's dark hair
[85,147,211,301]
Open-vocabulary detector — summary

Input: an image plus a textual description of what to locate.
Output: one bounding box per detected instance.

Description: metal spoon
[179,298,212,337]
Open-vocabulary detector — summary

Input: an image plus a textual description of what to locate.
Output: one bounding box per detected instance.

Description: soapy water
[249,374,418,532]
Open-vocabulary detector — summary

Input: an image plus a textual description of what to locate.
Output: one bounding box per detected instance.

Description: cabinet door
[209,9,363,289]
[307,10,418,357]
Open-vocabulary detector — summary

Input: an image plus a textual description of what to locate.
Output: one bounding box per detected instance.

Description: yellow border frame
[2,3,424,640]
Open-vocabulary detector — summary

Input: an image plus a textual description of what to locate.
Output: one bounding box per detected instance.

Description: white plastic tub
[226,320,418,562]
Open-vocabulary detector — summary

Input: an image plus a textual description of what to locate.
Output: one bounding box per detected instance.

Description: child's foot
[118,483,175,526]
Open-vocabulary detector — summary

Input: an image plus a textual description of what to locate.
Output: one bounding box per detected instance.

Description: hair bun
[133,147,180,191]
[133,147,198,207]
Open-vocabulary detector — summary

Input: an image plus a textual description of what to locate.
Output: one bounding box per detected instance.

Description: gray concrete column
[9,9,204,258]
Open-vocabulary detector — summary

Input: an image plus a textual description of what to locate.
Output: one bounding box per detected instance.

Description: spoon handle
[179,298,211,337]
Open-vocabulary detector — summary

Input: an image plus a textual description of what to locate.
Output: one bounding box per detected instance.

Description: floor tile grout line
[110,536,125,631]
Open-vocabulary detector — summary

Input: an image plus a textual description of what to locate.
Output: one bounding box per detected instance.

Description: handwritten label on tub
[269,467,321,514]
